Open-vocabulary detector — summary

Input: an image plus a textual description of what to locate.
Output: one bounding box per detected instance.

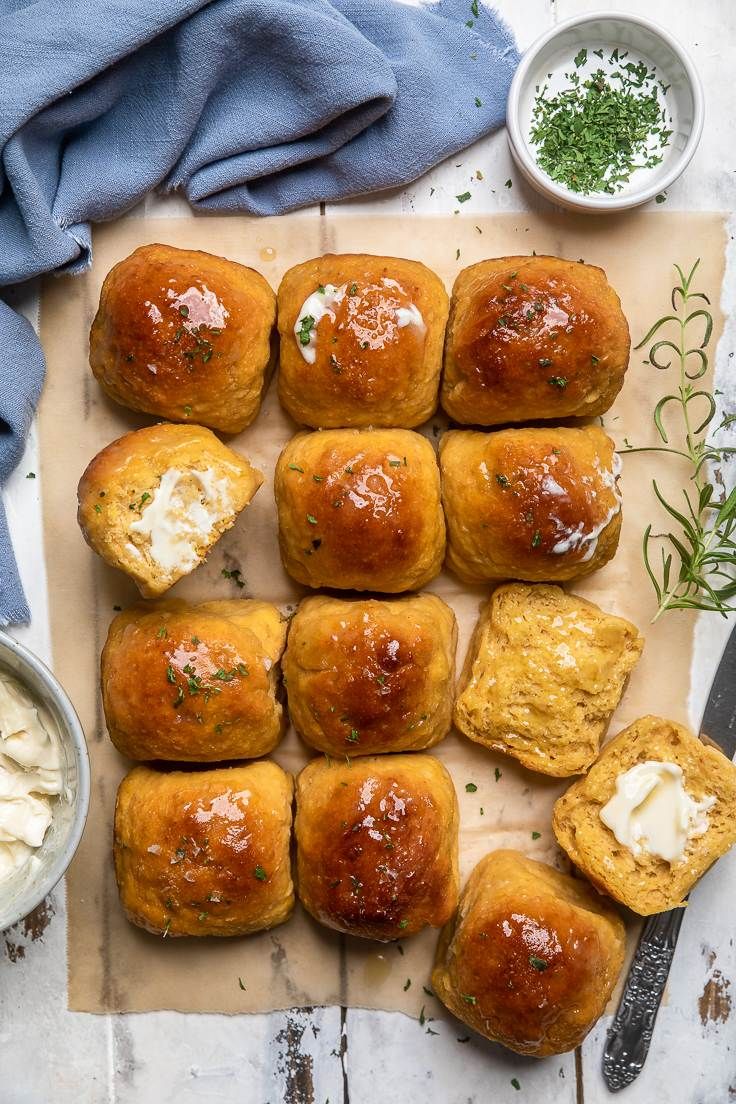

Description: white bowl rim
[506,9,705,212]
[0,628,90,931]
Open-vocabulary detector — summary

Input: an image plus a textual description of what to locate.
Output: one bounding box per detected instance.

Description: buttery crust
[295,754,459,941]
[553,715,736,915]
[77,422,263,597]
[454,584,643,776]
[277,253,448,428]
[274,428,445,592]
[282,594,457,756]
[432,850,625,1057]
[113,762,294,937]
[101,599,288,761]
[442,255,630,425]
[90,243,276,434]
[440,425,621,584]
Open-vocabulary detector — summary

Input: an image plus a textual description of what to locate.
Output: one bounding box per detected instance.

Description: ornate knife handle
[602,906,686,1092]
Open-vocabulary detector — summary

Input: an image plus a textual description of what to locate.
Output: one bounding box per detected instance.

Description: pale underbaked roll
[274,428,445,592]
[442,255,630,426]
[89,243,276,434]
[440,425,621,583]
[101,599,287,761]
[77,423,263,597]
[553,716,736,915]
[454,584,643,776]
[282,593,457,756]
[295,754,459,941]
[114,762,294,937]
[432,850,625,1057]
[278,253,448,428]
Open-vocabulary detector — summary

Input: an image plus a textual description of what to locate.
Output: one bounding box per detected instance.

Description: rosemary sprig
[621,260,736,619]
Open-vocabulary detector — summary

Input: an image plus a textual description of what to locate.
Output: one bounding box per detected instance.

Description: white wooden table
[2,1,736,1101]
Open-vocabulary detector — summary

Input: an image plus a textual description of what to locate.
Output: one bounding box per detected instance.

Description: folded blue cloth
[0,0,518,623]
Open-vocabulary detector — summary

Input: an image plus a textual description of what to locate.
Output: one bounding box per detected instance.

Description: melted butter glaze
[296,756,457,940]
[303,277,426,400]
[483,437,619,563]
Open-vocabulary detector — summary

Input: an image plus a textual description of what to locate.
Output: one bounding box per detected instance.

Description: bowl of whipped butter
[0,629,89,931]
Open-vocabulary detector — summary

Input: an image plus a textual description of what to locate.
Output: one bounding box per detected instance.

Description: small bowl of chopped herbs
[506,12,704,211]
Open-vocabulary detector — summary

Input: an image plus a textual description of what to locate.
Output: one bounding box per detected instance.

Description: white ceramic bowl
[0,630,90,931]
[506,12,704,212]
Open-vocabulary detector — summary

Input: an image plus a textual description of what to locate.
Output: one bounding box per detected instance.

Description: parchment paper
[37,212,725,1015]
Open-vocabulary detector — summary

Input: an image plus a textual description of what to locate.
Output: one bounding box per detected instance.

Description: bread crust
[278,253,448,428]
[274,428,445,592]
[553,715,736,914]
[113,762,294,937]
[442,255,630,425]
[90,243,276,434]
[440,425,621,583]
[432,849,625,1056]
[102,599,287,761]
[295,754,459,940]
[283,594,457,756]
[77,422,263,596]
[454,584,643,775]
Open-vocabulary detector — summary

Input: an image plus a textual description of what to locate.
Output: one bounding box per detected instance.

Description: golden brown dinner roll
[432,850,625,1056]
[113,761,294,937]
[454,584,643,776]
[102,599,287,761]
[89,243,276,434]
[553,716,736,915]
[77,423,263,597]
[440,425,621,584]
[283,594,456,756]
[442,255,630,425]
[274,428,445,592]
[278,253,448,428]
[295,754,459,940]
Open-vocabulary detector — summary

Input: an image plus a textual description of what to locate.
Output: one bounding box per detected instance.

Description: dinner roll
[77,423,262,597]
[553,716,736,915]
[278,253,448,428]
[102,599,287,761]
[90,243,276,434]
[432,850,625,1056]
[440,425,621,583]
[113,761,294,937]
[274,428,445,592]
[442,255,630,425]
[295,754,459,940]
[454,584,643,776]
[283,594,457,756]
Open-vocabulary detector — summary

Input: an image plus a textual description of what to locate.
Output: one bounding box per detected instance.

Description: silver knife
[602,624,736,1092]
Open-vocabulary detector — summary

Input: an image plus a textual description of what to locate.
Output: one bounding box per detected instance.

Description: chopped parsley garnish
[403,978,411,991]
[178,304,189,317]
[465,782,478,793]
[297,315,316,346]
[474,97,482,107]
[349,283,358,295]
[511,1079,521,1092]
[532,830,541,840]
[456,191,471,203]
[591,354,600,364]
[548,376,568,389]
[529,955,549,971]
[306,513,318,526]
[238,977,246,990]
[531,530,542,549]
[494,767,502,782]
[221,567,245,588]
[461,993,477,1005]
[157,626,167,639]
[495,473,510,488]
[183,405,192,417]
[346,729,360,743]
[398,918,409,929]
[26,471,35,479]
[253,865,268,881]
[538,357,553,368]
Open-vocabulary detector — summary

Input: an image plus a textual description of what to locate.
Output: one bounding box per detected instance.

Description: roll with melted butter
[277,254,449,428]
[440,425,622,583]
[554,716,736,914]
[77,423,263,597]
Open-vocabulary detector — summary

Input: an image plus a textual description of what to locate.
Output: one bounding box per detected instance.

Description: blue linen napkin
[0,0,518,623]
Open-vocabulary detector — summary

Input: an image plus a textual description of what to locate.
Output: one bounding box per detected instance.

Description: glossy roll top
[295,754,459,941]
[442,255,630,425]
[113,761,294,937]
[283,594,457,756]
[432,850,625,1056]
[102,599,288,761]
[274,428,445,592]
[440,425,621,584]
[278,253,449,428]
[90,243,276,434]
